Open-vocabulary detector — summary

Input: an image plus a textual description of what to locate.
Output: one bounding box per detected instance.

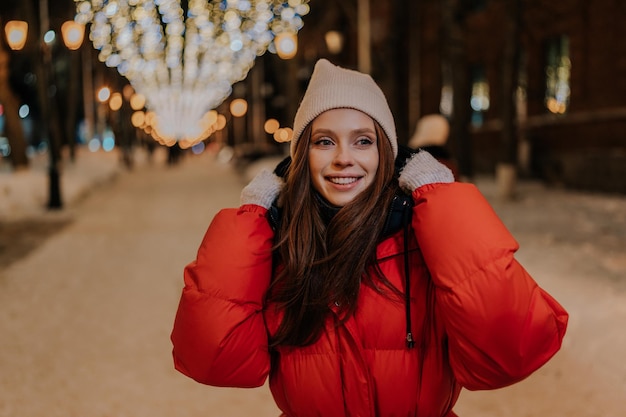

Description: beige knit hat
[291,59,398,157]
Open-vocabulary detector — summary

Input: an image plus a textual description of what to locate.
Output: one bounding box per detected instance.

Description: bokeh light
[73,0,310,146]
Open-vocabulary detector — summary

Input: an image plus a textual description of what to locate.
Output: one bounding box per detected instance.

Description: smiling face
[308,108,380,207]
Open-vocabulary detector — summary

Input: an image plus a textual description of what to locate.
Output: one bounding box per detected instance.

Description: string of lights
[73,0,310,145]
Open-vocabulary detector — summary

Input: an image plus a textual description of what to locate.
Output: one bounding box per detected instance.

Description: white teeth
[329,177,358,185]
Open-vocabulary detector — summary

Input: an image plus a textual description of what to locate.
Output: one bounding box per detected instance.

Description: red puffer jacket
[171,182,568,417]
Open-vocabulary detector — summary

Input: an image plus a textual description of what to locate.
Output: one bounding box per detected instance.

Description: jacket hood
[267,144,417,236]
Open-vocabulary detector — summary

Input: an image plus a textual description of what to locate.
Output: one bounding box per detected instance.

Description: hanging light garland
[74,0,309,145]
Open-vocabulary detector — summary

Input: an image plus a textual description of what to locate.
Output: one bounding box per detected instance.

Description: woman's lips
[328,176,359,185]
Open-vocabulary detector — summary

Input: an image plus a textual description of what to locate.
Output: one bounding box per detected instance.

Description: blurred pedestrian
[409,114,459,180]
[167,142,183,166]
[171,59,568,417]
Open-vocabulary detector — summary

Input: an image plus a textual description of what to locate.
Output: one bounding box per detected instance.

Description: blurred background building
[1,0,624,197]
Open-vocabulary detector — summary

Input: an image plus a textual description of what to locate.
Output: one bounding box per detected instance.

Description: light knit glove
[240,169,284,209]
[398,150,454,194]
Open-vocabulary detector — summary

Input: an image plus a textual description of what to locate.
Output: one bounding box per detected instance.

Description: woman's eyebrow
[311,128,334,135]
[350,127,376,135]
[312,127,376,135]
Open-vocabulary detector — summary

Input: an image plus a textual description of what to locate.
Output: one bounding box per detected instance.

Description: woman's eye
[313,138,334,146]
[356,137,374,146]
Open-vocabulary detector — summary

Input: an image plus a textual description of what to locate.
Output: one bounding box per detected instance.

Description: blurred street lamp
[4,20,28,51]
[129,93,146,111]
[108,92,123,112]
[97,86,111,103]
[230,99,249,118]
[273,127,293,143]
[43,30,56,44]
[275,32,298,60]
[264,118,280,135]
[60,21,85,51]
[215,114,227,131]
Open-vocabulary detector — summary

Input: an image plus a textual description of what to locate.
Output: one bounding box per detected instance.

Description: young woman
[171,59,568,417]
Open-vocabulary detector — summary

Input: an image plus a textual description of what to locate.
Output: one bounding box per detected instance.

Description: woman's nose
[332,145,354,166]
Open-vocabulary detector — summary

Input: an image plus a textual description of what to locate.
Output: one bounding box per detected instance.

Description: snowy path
[0,153,281,417]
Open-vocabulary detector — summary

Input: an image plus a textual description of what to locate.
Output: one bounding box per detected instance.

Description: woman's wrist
[398,150,454,193]
[240,169,284,209]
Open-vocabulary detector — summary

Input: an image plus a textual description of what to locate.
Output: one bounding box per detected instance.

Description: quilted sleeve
[170,204,274,387]
[411,182,568,390]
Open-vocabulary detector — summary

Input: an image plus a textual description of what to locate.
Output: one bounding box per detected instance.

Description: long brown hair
[268,122,401,347]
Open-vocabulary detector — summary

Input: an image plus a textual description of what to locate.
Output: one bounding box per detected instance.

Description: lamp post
[34,0,86,208]
[23,1,84,209]
[32,0,67,208]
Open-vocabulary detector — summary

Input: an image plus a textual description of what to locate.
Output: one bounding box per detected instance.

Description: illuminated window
[545,36,571,114]
[439,84,453,117]
[470,65,490,127]
[440,63,453,117]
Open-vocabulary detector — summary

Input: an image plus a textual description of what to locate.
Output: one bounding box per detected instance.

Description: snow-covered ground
[0,147,624,416]
[0,147,124,221]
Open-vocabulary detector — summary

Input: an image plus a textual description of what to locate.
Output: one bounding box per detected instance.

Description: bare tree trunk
[497,0,522,199]
[441,0,473,180]
[25,0,65,208]
[0,39,29,169]
[391,0,411,144]
[407,0,422,134]
[357,0,371,74]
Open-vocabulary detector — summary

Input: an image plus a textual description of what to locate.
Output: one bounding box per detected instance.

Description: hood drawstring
[402,199,415,349]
